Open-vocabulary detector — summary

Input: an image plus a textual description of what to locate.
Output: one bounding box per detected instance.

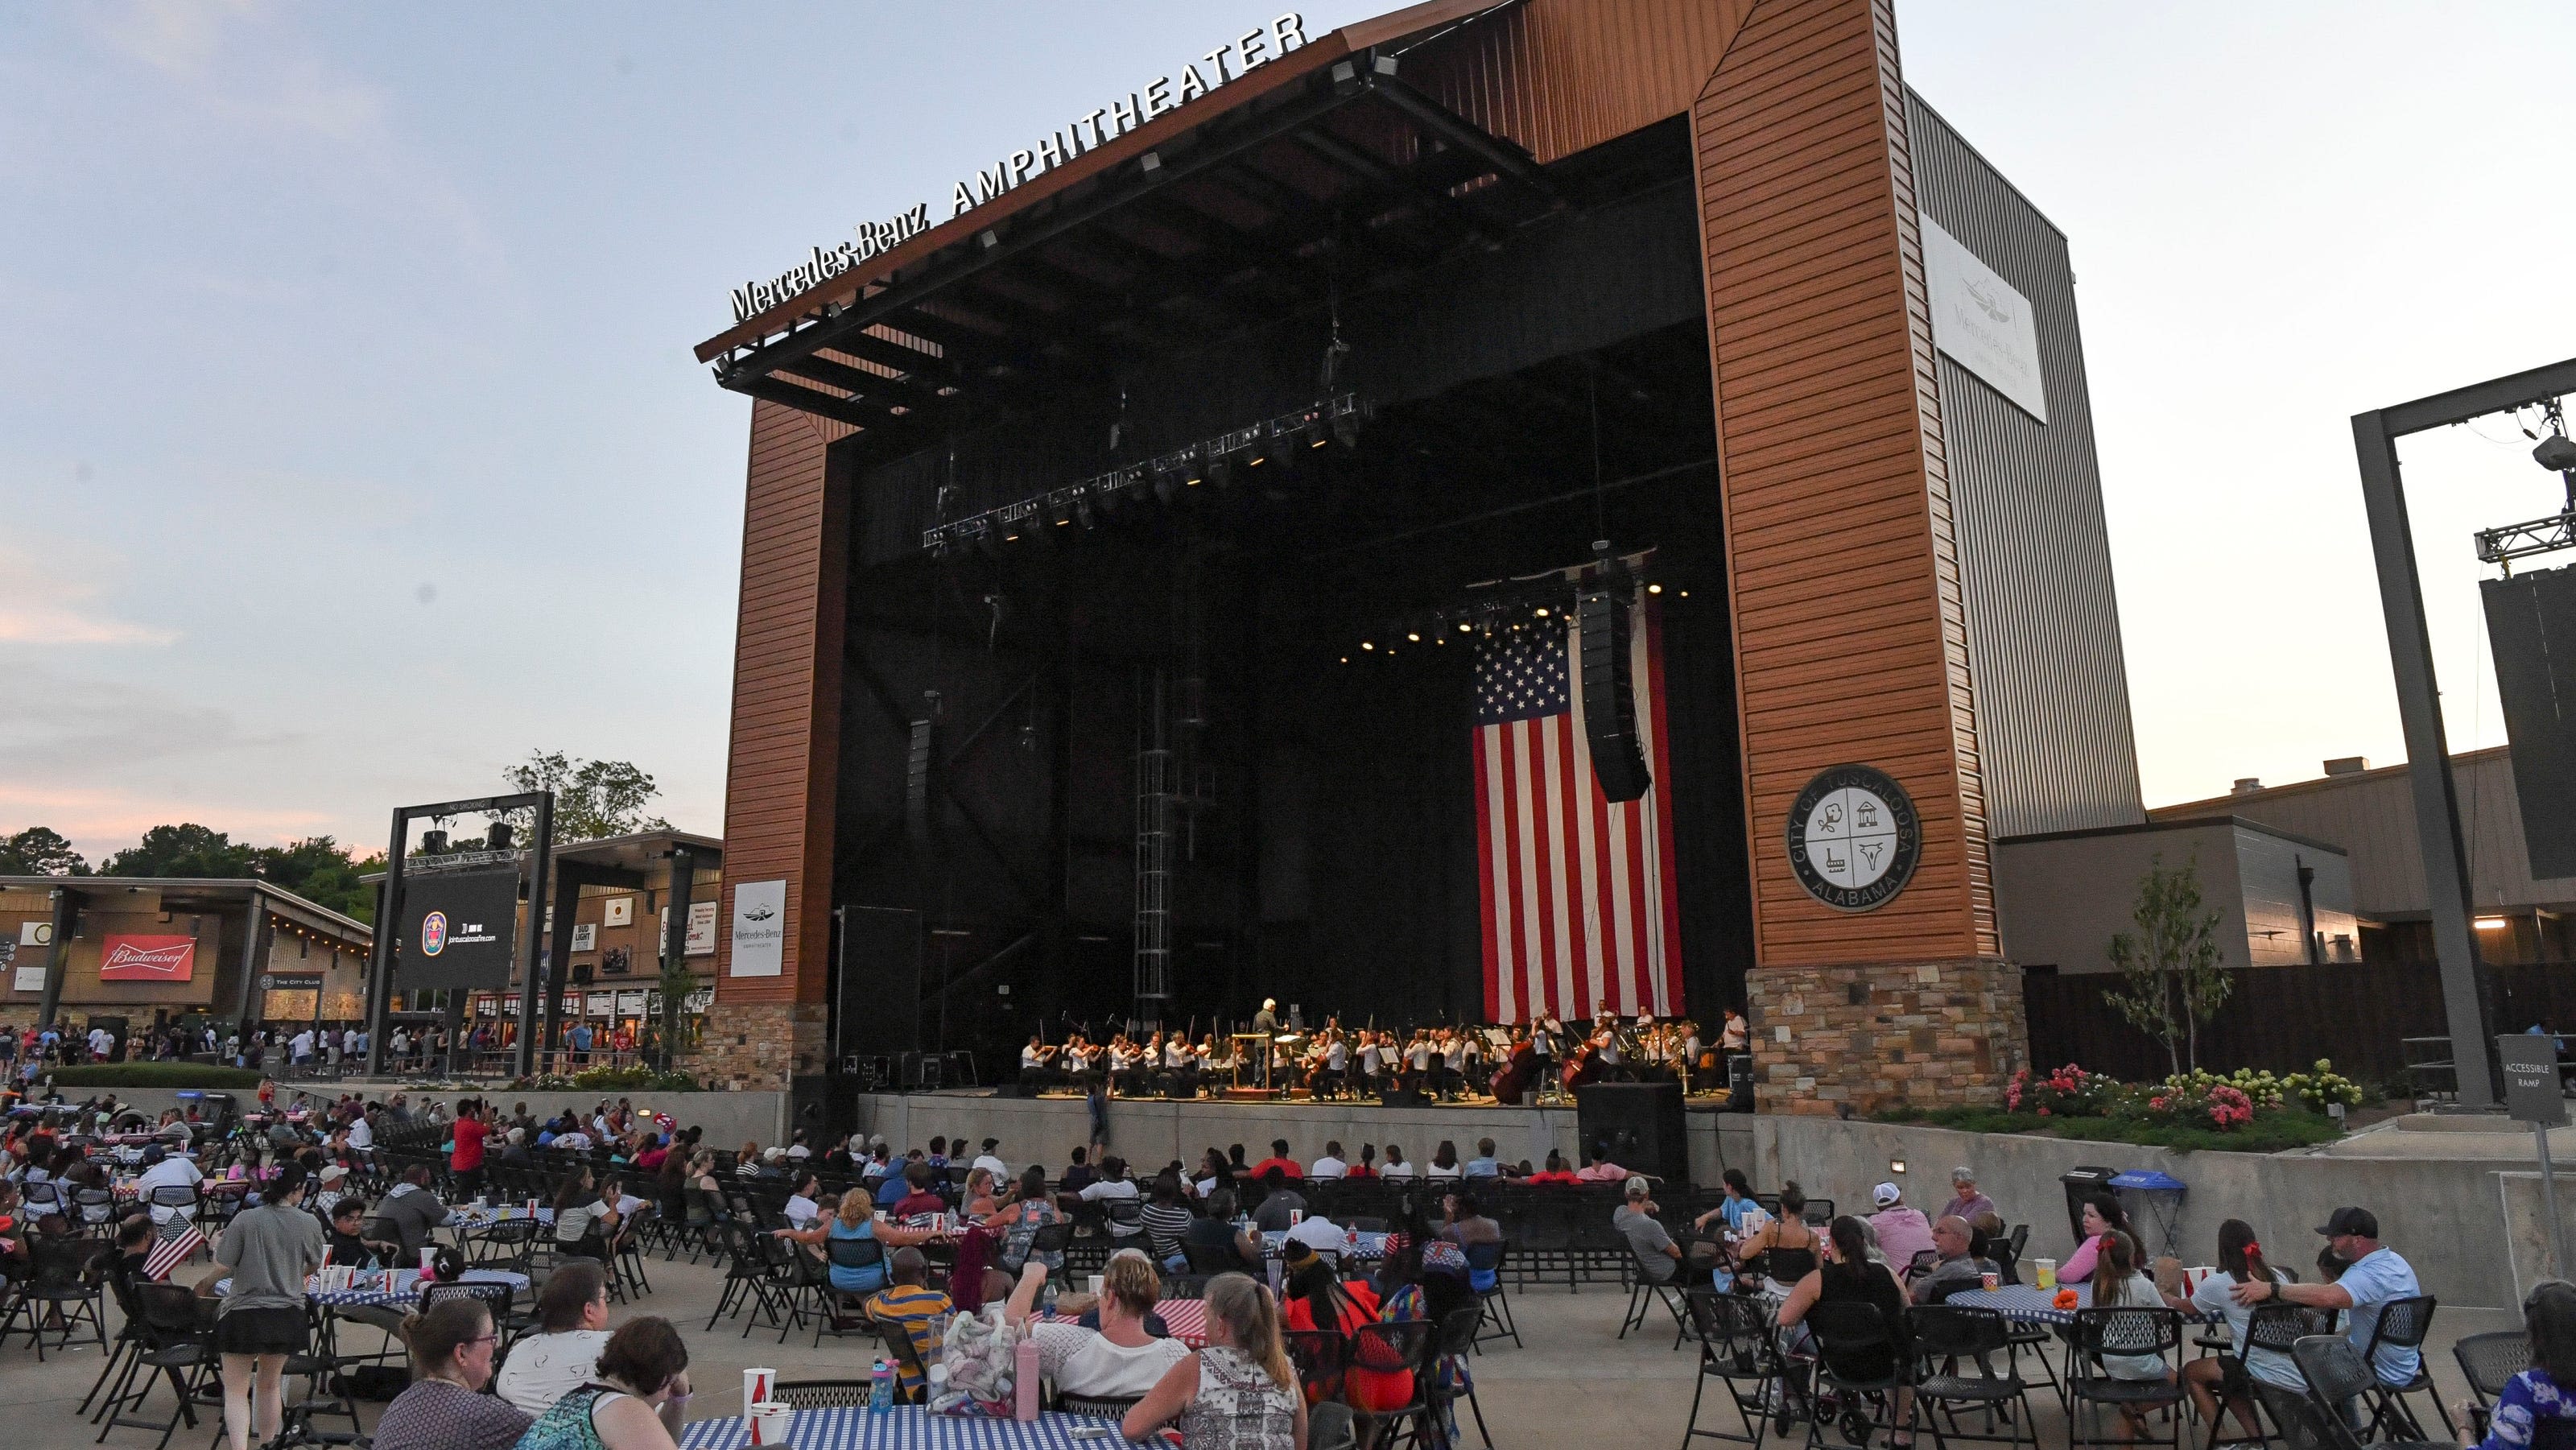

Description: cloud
[0,663,262,775]
[0,543,178,647]
[102,0,386,146]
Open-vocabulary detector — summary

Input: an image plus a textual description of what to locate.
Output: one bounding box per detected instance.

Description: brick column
[1744,958,2027,1115]
[693,1002,828,1093]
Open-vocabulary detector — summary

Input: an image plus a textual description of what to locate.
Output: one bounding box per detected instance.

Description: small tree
[2104,852,2229,1075]
[502,751,672,844]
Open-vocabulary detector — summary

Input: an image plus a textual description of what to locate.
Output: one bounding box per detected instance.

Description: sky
[3,1,2574,865]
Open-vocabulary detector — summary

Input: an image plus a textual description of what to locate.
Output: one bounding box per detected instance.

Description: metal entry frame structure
[2354,357,2576,1109]
[362,791,555,1079]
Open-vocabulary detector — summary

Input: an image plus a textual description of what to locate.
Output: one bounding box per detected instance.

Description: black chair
[1183,1240,1246,1276]
[770,1379,876,1408]
[871,1305,932,1404]
[1802,1299,1909,1450]
[1284,1328,1348,1406]
[2354,1295,2450,1440]
[1024,1220,1075,1281]
[2286,1336,2450,1450]
[1908,1303,2034,1450]
[2453,1330,2532,1435]
[1429,1304,1493,1448]
[2198,1303,2306,1450]
[1347,1320,1440,1450]
[2066,1307,2186,1450]
[1463,1240,1520,1351]
[708,1221,790,1336]
[0,1232,109,1359]
[94,1282,212,1450]
[1682,1287,1780,1450]
[1620,1243,1690,1349]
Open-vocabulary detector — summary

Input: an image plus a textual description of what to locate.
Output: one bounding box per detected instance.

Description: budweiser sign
[98,933,196,982]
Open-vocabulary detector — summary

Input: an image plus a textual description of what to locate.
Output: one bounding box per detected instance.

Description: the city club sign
[727,12,1311,325]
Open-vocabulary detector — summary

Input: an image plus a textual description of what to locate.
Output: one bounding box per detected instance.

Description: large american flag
[1472,593,1682,1022]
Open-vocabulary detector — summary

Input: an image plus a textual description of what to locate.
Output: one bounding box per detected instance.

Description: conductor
[1252,998,1279,1035]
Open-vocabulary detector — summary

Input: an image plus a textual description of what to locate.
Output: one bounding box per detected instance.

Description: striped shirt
[1141,1203,1195,1260]
[866,1284,953,1393]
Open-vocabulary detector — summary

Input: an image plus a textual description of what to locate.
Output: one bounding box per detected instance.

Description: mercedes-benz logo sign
[1785,764,1921,911]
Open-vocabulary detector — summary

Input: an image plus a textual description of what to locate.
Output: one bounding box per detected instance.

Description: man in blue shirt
[2231,1205,2421,1385]
[1463,1137,1503,1178]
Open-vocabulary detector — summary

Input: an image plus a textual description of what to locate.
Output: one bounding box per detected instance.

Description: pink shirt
[1869,1206,1937,1270]
[1575,1160,1628,1183]
[2062,1232,2108,1283]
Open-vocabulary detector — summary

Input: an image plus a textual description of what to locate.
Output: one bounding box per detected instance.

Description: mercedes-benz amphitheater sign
[1785,765,1922,912]
[725,12,1314,324]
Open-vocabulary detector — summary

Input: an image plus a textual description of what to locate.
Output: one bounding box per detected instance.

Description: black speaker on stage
[2485,566,2576,878]
[1380,1085,1429,1109]
[1577,576,1650,803]
[906,720,937,849]
[1722,1052,1757,1113]
[1576,1080,1686,1183]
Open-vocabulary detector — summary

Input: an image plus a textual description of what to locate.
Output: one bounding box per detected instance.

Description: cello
[1491,1038,1538,1105]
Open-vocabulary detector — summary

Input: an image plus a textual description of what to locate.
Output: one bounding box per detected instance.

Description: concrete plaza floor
[8,1252,2512,1450]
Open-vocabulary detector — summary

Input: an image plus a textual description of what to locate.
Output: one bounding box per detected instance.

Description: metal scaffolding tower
[1133,669,1174,1009]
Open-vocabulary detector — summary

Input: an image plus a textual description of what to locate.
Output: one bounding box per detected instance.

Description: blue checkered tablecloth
[1946,1283,2211,1326]
[1259,1229,1387,1262]
[679,1406,1157,1450]
[445,1204,555,1230]
[213,1268,528,1310]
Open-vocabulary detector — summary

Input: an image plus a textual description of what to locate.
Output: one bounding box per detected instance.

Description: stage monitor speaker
[1380,1085,1429,1108]
[1577,584,1651,803]
[2484,566,2576,877]
[1722,1052,1757,1113]
[1575,1080,1686,1183]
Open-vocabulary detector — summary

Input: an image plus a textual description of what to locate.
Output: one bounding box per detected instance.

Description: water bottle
[870,1357,894,1412]
[1041,1279,1059,1316]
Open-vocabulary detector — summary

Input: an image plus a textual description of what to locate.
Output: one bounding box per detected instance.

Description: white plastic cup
[744,1367,775,1420]
[749,1402,792,1447]
[2186,1266,2215,1295]
[1087,1274,1104,1299]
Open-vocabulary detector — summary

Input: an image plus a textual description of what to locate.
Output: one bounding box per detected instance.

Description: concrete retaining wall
[79,1085,791,1148]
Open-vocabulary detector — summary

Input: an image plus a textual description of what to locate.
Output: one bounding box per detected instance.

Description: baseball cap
[1872,1181,1903,1208]
[2316,1206,2378,1238]
[320,1164,348,1184]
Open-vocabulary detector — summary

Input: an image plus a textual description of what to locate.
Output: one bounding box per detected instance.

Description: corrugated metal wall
[1907,93,2145,840]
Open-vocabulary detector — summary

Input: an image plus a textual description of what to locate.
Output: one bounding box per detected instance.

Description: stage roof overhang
[689,2,1599,456]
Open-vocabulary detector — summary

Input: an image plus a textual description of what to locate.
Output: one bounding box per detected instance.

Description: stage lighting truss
[1343,552,1666,659]
[919,393,1365,555]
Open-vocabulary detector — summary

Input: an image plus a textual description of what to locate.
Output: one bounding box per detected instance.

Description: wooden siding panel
[1697,0,1998,969]
[716,399,847,1007]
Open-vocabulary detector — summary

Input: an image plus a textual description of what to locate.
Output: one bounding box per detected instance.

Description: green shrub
[45,1063,265,1089]
[509,1065,704,1093]
[1872,1102,2343,1153]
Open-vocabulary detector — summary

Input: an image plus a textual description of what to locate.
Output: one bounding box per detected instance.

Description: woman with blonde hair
[1004,1250,1190,1399]
[1125,1271,1305,1450]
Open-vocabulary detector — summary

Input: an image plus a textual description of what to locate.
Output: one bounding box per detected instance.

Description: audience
[1940,1166,1995,1225]
[514,1316,691,1450]
[370,1299,530,1450]
[2232,1205,2421,1389]
[2469,1279,2576,1450]
[866,1247,954,1398]
[1122,1272,1305,1450]
[1005,1253,1191,1399]
[1613,1175,1681,1283]
[495,1260,613,1414]
[1867,1180,1937,1272]
[1907,1215,1994,1304]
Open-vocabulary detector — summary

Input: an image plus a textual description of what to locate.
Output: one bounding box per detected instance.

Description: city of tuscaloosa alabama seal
[1785,764,1921,911]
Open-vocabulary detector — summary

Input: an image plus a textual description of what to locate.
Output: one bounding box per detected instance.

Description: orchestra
[1015,1009,1727,1103]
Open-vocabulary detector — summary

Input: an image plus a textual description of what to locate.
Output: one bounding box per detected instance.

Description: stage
[845,1088,1746,1188]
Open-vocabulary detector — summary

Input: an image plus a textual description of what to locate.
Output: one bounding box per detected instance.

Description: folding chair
[1348,1320,1440,1450]
[1619,1244,1690,1349]
[2354,1295,2451,1441]
[2198,1303,2306,1450]
[1465,1240,1520,1350]
[1681,1287,1778,1450]
[93,1282,212,1450]
[1802,1300,1910,1450]
[2066,1307,2186,1450]
[2452,1330,2532,1440]
[2285,1336,2450,1450]
[1429,1305,1493,1448]
[1909,1303,2037,1450]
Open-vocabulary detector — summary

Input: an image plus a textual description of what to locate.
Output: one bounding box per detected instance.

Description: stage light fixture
[1360,641,1374,651]
[1406,632,1421,642]
[1051,498,1073,527]
[1534,607,1550,618]
[1206,451,1232,489]
[1331,407,1361,449]
[1263,425,1298,472]
[1646,583,1662,594]
[933,537,953,560]
[2537,433,2576,473]
[1074,496,1096,529]
[1458,622,1472,633]
[1153,467,1181,506]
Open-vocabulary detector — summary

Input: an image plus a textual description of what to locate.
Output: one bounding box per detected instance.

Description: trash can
[2058,1164,2120,1245]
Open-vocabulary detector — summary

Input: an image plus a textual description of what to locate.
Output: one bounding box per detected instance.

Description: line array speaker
[905,719,936,849]
[1577,580,1651,803]
[2484,566,2576,878]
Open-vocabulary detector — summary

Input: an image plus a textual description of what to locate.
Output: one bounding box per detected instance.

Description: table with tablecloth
[1946,1282,2213,1326]
[213,1267,528,1312]
[1036,1300,1207,1347]
[1259,1229,1387,1263]
[680,1405,1162,1450]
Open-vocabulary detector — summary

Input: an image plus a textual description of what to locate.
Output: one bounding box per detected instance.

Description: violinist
[1357,1032,1384,1099]
[1021,1035,1062,1094]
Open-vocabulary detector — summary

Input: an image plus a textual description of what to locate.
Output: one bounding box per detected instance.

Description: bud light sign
[396,868,518,990]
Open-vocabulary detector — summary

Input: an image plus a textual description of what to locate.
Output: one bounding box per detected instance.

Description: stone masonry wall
[1743,956,2026,1115]
[691,1001,826,1092]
